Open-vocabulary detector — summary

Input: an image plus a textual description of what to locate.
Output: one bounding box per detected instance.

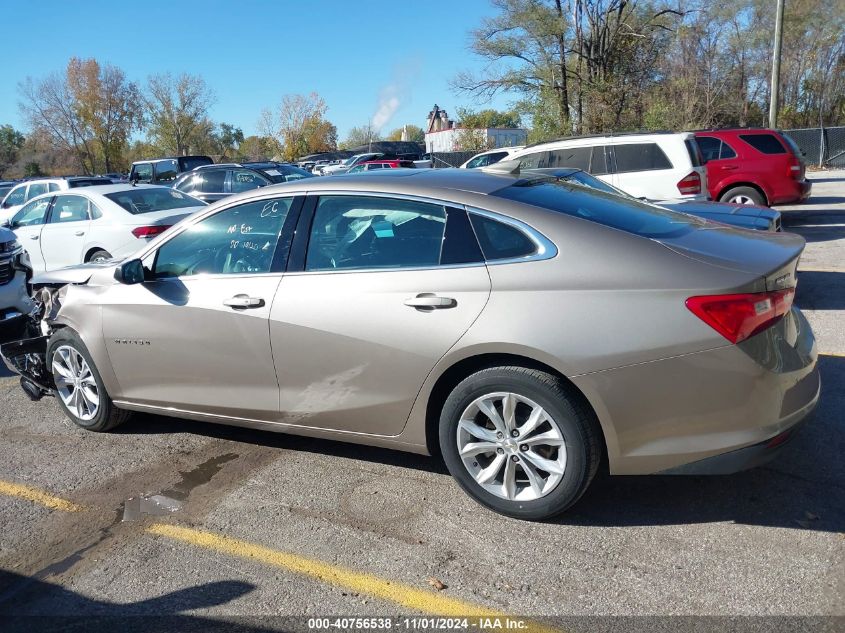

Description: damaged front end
[0,285,66,400]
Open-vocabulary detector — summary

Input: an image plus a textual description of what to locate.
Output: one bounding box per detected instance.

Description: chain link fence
[783,126,845,168]
[429,152,477,168]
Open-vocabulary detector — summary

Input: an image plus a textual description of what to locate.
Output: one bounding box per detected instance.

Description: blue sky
[0,0,515,140]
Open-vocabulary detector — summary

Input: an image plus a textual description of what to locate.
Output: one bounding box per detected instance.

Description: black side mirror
[1,219,10,228]
[114,258,145,285]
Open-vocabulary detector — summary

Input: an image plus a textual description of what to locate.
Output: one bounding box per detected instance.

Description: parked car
[346,160,417,173]
[522,164,782,231]
[0,225,33,339]
[322,153,384,175]
[0,181,17,200]
[460,146,525,169]
[694,128,811,206]
[0,168,818,520]
[0,177,114,224]
[510,131,708,201]
[174,164,314,203]
[5,185,206,272]
[128,156,214,185]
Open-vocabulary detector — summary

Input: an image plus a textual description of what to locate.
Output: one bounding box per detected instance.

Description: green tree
[0,125,25,175]
[339,123,382,150]
[456,108,522,129]
[144,72,216,155]
[386,124,425,142]
[260,92,337,161]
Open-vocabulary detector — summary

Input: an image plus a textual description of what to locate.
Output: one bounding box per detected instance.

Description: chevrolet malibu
[0,168,819,519]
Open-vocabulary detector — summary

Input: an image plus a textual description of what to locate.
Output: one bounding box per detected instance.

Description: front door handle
[723,165,739,171]
[404,293,457,309]
[74,230,85,236]
[29,235,39,240]
[223,294,265,309]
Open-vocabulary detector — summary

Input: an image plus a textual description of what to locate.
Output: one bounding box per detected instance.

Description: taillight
[787,155,802,180]
[677,171,701,195]
[132,225,171,238]
[686,289,795,343]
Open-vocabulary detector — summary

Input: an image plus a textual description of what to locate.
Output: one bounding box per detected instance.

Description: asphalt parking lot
[0,172,843,630]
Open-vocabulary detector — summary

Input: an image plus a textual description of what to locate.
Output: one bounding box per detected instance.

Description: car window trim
[466,207,557,265]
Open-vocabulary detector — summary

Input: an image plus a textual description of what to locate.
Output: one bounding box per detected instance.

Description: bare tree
[260,92,337,160]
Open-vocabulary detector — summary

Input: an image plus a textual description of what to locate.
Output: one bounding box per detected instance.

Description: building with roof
[423,104,528,153]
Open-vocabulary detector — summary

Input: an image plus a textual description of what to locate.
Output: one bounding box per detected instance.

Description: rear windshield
[104,188,206,214]
[493,180,704,239]
[179,156,213,171]
[69,178,113,188]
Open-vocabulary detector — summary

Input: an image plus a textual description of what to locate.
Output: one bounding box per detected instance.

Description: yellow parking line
[148,523,556,630]
[0,480,83,512]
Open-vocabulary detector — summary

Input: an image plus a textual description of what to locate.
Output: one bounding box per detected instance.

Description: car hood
[0,225,16,244]
[31,260,118,286]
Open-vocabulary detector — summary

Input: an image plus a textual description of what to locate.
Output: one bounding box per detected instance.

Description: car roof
[24,184,176,201]
[523,131,692,149]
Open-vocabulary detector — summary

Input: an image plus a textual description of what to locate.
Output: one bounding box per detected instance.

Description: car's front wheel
[87,249,112,263]
[47,329,131,432]
[439,366,601,520]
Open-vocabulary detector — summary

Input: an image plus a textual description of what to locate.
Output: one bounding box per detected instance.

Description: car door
[100,195,302,418]
[270,193,491,436]
[697,135,740,192]
[39,194,92,270]
[8,197,52,272]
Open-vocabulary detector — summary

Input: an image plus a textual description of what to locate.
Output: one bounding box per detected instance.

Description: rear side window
[154,160,179,182]
[27,183,49,200]
[613,143,672,173]
[699,136,737,160]
[547,147,591,170]
[469,214,536,261]
[230,169,270,193]
[50,195,89,223]
[740,134,786,154]
[201,170,227,193]
[590,146,609,175]
[517,151,547,169]
[493,181,703,239]
[133,164,153,182]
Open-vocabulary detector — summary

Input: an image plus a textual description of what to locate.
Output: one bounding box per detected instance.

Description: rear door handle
[74,230,85,236]
[29,235,39,240]
[723,165,739,171]
[223,294,265,309]
[404,294,457,309]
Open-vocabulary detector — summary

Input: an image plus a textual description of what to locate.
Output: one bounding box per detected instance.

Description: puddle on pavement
[122,452,239,522]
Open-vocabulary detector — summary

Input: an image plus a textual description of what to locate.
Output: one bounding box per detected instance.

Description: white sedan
[4,184,206,273]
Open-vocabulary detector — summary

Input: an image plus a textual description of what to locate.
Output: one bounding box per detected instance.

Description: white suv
[509,132,707,201]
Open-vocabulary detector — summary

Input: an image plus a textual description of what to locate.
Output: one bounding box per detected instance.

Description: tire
[87,249,112,262]
[719,186,764,206]
[47,329,131,432]
[439,366,601,520]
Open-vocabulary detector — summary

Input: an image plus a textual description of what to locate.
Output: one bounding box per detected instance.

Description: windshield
[105,188,206,214]
[493,180,705,239]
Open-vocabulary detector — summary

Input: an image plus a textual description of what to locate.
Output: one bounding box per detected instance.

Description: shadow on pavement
[0,572,275,631]
[796,270,845,309]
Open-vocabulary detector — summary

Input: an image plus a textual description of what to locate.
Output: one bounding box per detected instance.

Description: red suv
[694,129,811,206]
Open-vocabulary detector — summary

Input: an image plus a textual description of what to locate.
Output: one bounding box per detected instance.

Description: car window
[89,200,103,219]
[48,183,60,192]
[174,174,201,193]
[230,170,270,193]
[466,154,491,168]
[590,146,609,175]
[305,196,447,271]
[494,180,704,239]
[366,164,383,170]
[105,188,206,214]
[470,214,537,260]
[50,195,90,223]
[152,197,292,279]
[11,198,51,228]
[68,178,112,188]
[133,163,153,182]
[547,146,591,171]
[200,170,227,193]
[613,143,673,173]
[26,183,49,200]
[179,156,213,171]
[697,137,720,162]
[720,141,737,159]
[347,165,364,174]
[518,151,548,169]
[154,160,179,182]
[3,185,26,207]
[739,134,786,154]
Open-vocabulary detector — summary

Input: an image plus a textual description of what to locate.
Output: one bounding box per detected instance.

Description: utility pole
[768,0,785,129]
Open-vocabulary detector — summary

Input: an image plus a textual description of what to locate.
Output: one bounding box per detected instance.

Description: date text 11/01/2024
[307,618,533,630]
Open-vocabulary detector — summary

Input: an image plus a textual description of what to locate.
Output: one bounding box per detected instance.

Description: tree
[144,72,216,156]
[259,92,337,161]
[456,108,522,129]
[339,123,382,150]
[238,135,275,161]
[0,125,25,176]
[386,124,425,142]
[67,57,141,172]
[454,128,493,152]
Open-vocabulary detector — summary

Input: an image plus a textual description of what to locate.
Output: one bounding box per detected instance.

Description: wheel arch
[423,352,609,469]
[717,181,770,206]
[83,246,109,262]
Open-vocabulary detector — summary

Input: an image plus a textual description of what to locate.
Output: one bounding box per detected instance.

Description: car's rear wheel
[720,186,764,206]
[439,366,601,520]
[47,329,131,432]
[87,249,112,263]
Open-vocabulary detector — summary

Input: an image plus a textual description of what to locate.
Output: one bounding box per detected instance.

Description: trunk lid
[655,225,804,290]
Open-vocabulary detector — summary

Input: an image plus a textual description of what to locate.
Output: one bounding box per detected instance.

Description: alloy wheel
[52,345,99,421]
[729,194,756,205]
[456,392,567,501]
